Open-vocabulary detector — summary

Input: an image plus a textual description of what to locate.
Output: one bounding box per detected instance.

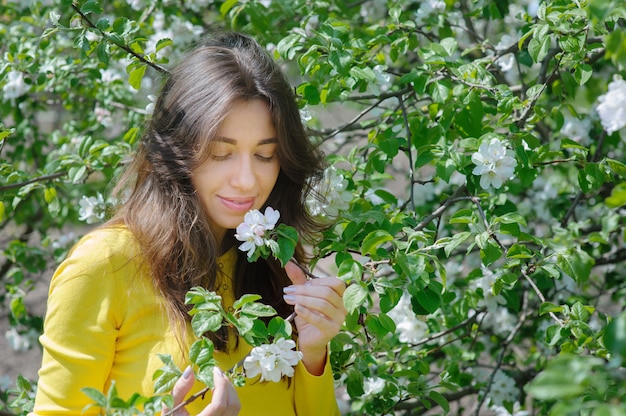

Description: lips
[218,196,255,212]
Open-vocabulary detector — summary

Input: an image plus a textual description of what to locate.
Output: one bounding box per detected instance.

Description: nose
[231,155,256,191]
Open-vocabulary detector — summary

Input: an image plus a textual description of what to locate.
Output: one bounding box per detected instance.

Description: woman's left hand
[283,261,347,376]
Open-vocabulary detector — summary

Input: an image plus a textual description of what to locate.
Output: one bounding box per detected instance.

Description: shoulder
[51,224,145,289]
[67,224,141,264]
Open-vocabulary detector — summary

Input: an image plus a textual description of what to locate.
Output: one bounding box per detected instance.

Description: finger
[293,303,343,336]
[285,260,307,286]
[200,367,240,416]
[283,280,346,310]
[164,366,194,416]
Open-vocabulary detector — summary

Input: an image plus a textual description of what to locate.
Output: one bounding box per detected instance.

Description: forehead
[215,99,276,142]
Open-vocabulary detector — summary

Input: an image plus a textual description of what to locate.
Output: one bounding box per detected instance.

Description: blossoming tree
[2,0,626,415]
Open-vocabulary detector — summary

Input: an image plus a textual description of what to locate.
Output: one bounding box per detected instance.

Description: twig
[0,172,66,192]
[474,291,531,415]
[398,92,415,211]
[70,2,168,75]
[414,185,468,231]
[520,266,563,326]
[560,130,606,227]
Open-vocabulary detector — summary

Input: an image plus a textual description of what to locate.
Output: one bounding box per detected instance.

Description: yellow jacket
[33,225,339,415]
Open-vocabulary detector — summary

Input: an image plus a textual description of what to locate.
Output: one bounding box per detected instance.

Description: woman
[33,32,346,415]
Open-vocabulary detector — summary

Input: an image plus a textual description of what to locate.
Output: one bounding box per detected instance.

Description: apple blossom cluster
[362,377,385,397]
[387,293,429,344]
[2,70,29,101]
[596,75,626,135]
[487,370,520,407]
[306,166,351,218]
[471,138,517,190]
[414,0,446,25]
[242,338,303,382]
[78,193,106,224]
[234,207,280,258]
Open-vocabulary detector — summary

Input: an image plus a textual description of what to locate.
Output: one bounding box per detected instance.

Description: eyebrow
[214,136,278,145]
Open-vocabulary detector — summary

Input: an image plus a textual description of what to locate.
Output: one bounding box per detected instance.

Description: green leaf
[343,283,368,313]
[153,354,182,394]
[539,302,563,315]
[349,66,376,83]
[604,311,626,364]
[220,0,239,16]
[606,182,626,208]
[525,354,603,400]
[573,63,592,86]
[233,294,262,310]
[442,231,471,257]
[190,310,223,336]
[429,390,449,413]
[81,387,107,408]
[128,64,146,90]
[528,26,551,63]
[361,229,393,256]
[556,248,594,285]
[275,224,298,266]
[155,38,173,53]
[415,287,440,314]
[80,0,103,14]
[241,301,277,318]
[189,338,215,367]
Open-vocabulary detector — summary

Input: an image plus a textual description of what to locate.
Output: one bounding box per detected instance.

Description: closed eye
[256,154,275,163]
[211,154,231,161]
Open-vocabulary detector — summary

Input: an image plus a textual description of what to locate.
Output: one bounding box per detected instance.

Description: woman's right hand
[165,366,240,416]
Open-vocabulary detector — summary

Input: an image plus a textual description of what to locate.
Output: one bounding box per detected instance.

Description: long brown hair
[109,32,326,350]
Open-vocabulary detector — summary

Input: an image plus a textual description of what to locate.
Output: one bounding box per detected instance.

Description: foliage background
[2,0,626,414]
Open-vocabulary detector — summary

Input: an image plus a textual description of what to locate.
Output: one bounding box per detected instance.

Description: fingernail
[283,294,295,302]
[283,286,296,294]
[183,366,193,379]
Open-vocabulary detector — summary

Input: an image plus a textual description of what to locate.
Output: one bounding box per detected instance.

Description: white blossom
[145,12,203,56]
[49,10,61,25]
[235,207,280,257]
[5,327,39,352]
[388,293,428,344]
[496,54,515,72]
[2,70,29,100]
[94,106,113,127]
[299,106,312,124]
[471,138,517,190]
[78,194,105,224]
[488,370,520,406]
[243,338,303,382]
[306,166,351,218]
[596,75,626,135]
[471,266,507,312]
[415,0,446,25]
[126,0,146,11]
[145,94,157,115]
[363,377,385,396]
[560,113,591,146]
[490,402,528,416]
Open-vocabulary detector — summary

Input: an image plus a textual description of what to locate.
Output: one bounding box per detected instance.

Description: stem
[164,260,312,415]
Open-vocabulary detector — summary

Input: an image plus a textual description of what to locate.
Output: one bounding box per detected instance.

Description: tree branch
[414,185,468,231]
[71,2,168,75]
[0,172,65,192]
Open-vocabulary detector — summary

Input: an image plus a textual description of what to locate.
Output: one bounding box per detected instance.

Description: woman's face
[191,99,280,242]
